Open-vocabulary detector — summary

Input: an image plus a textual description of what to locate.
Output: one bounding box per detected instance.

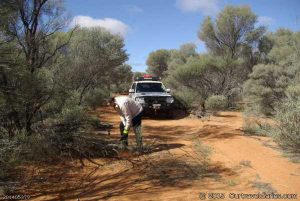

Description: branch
[11,18,29,57]
[31,0,48,36]
[38,27,76,68]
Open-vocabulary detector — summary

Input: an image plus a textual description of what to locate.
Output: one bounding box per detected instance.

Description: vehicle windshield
[136,83,165,93]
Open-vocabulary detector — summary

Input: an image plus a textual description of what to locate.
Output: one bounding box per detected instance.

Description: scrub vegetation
[0,0,132,190]
[0,0,299,198]
[146,6,300,153]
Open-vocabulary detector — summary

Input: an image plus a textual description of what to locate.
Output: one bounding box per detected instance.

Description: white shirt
[115,96,143,130]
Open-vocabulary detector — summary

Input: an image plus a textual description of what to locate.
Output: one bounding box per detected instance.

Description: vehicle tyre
[167,110,174,119]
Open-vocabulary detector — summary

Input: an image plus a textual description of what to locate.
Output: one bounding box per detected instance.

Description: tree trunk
[26,119,32,135]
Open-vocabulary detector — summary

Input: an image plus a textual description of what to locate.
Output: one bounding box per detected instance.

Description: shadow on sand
[24,148,236,201]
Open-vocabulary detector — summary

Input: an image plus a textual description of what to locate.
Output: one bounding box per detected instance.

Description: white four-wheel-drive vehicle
[128,75,174,116]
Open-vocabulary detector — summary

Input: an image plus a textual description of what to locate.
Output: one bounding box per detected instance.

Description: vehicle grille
[144,96,166,104]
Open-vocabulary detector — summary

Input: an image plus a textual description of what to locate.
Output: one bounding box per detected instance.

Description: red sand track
[26,107,300,201]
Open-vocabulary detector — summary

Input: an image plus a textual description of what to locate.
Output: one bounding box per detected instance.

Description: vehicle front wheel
[167,110,174,119]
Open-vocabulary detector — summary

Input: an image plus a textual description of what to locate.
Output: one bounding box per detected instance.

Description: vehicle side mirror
[166,89,171,93]
[129,89,134,93]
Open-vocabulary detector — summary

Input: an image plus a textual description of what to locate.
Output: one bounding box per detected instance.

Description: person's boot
[134,125,143,152]
[119,134,128,150]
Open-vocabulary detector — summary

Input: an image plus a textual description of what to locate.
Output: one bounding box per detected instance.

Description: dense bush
[88,116,101,128]
[205,95,228,112]
[0,132,22,180]
[243,30,300,116]
[0,132,22,195]
[243,29,300,153]
[14,104,90,165]
[58,27,130,106]
[269,98,300,152]
[85,88,109,110]
[0,0,133,183]
[0,103,94,186]
[146,49,171,77]
[242,113,272,136]
[58,105,87,127]
[170,87,201,110]
[159,6,263,111]
[243,58,300,115]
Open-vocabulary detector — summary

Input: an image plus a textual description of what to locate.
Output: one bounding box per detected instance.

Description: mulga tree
[243,30,300,116]
[0,0,73,134]
[59,27,129,106]
[164,6,265,110]
[146,49,171,77]
[199,6,265,80]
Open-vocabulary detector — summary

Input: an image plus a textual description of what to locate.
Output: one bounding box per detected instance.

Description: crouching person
[109,96,143,151]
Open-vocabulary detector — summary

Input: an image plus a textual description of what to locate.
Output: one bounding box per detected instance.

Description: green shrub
[227,87,243,108]
[243,64,292,116]
[18,104,89,161]
[270,98,300,152]
[59,105,86,126]
[43,104,87,150]
[85,88,109,110]
[172,88,202,110]
[0,104,89,186]
[286,84,300,100]
[42,88,70,118]
[243,30,300,117]
[205,95,228,112]
[0,130,27,183]
[243,118,261,135]
[242,115,271,136]
[0,136,20,180]
[14,131,56,161]
[88,116,101,128]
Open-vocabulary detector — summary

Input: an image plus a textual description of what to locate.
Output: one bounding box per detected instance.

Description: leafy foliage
[205,95,228,112]
[0,0,133,181]
[160,6,264,111]
[243,30,300,116]
[243,29,300,152]
[146,49,171,77]
[270,98,300,152]
[58,27,129,106]
[165,53,243,110]
[85,88,110,110]
[199,6,264,61]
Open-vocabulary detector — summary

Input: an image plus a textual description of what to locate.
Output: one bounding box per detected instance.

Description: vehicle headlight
[135,97,145,103]
[166,97,174,104]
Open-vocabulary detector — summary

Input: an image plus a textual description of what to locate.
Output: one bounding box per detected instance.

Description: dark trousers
[119,112,142,133]
[119,112,142,145]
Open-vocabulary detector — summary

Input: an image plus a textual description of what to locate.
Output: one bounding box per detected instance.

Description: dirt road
[27,107,300,201]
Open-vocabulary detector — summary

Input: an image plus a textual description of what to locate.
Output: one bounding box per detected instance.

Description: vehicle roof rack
[135,74,161,81]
